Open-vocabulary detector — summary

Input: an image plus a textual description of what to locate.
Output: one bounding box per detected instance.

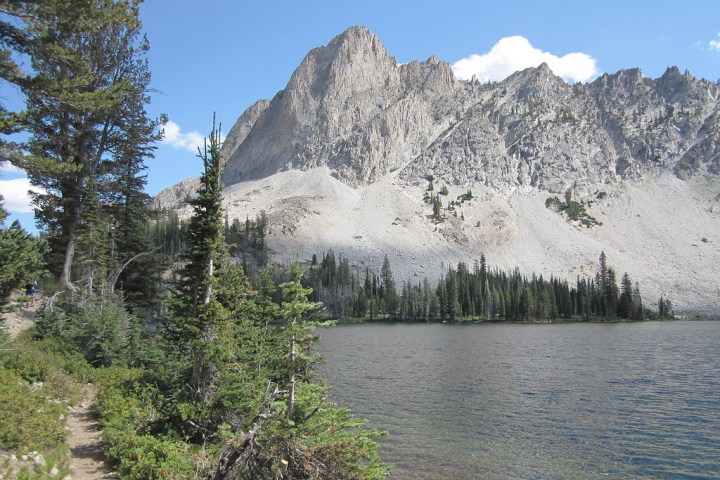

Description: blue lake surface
[317,321,720,479]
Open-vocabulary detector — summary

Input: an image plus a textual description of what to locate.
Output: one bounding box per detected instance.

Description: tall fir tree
[170,116,226,402]
[381,254,398,317]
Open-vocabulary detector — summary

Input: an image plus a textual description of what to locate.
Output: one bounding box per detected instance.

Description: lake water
[317,321,720,479]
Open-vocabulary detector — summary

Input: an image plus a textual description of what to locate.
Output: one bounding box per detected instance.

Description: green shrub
[0,330,84,479]
[95,367,199,479]
[34,292,132,367]
[2,334,92,390]
[102,426,198,480]
[545,191,602,227]
[0,365,67,451]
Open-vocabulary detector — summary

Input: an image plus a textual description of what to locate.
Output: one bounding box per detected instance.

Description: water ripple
[318,321,720,479]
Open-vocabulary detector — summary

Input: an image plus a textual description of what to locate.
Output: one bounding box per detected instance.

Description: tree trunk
[59,229,77,289]
[204,257,213,305]
[287,317,296,420]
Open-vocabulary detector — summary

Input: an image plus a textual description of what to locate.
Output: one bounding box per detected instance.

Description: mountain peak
[505,62,561,85]
[221,27,718,191]
[321,26,393,68]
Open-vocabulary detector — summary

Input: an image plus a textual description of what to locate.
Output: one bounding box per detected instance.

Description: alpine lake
[317,321,720,479]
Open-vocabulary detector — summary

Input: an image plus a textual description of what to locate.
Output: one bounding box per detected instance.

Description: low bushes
[95,368,200,479]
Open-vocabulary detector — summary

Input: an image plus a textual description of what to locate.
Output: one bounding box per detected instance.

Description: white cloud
[710,32,720,52]
[0,177,44,213]
[161,120,207,153]
[160,120,227,154]
[0,161,24,175]
[452,36,599,83]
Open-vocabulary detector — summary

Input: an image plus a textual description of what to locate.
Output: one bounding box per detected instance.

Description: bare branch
[106,246,161,294]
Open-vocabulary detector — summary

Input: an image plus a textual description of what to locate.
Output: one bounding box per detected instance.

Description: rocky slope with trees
[157,26,720,316]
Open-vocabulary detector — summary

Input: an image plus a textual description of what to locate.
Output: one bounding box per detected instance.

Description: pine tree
[279,261,322,421]
[605,268,619,318]
[381,254,398,318]
[170,116,226,402]
[73,177,111,294]
[617,273,634,319]
[0,197,48,306]
[632,282,644,320]
[431,194,443,223]
[11,0,159,287]
[446,267,460,321]
[104,63,164,308]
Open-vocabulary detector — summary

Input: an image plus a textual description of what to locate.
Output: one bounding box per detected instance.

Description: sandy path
[66,384,116,479]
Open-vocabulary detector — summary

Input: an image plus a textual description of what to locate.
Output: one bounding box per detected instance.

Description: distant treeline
[304,250,672,323]
[148,208,269,276]
[149,213,671,323]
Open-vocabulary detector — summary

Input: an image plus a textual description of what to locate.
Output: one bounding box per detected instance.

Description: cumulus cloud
[710,32,720,52]
[161,120,207,153]
[160,120,227,153]
[0,177,43,213]
[452,36,599,83]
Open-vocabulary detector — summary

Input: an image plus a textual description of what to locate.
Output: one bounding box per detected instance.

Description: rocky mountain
[157,26,720,315]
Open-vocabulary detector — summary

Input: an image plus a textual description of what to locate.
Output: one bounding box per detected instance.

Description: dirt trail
[66,384,116,479]
[2,295,115,479]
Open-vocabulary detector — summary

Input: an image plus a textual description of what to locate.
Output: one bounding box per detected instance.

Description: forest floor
[1,294,115,479]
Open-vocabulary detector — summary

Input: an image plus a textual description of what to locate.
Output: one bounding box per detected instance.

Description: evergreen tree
[279,261,322,421]
[0,197,48,306]
[73,177,111,294]
[605,268,619,318]
[381,254,398,318]
[446,267,460,322]
[10,0,159,287]
[598,252,609,296]
[632,282,644,320]
[104,73,164,309]
[431,194,443,223]
[617,273,634,319]
[169,117,226,402]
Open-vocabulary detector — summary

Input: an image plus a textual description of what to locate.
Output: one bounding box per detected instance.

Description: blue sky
[2,0,720,230]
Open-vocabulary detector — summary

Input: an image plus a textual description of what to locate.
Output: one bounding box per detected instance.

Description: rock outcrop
[221,26,461,186]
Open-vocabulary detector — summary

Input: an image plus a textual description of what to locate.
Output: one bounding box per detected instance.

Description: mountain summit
[221,26,458,186]
[159,27,720,315]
